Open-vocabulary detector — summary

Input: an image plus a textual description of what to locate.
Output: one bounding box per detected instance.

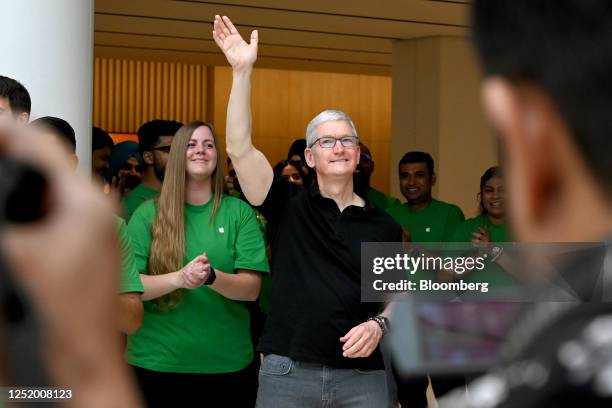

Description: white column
[0,0,94,174]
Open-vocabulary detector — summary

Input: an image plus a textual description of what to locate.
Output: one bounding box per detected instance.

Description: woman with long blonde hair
[126,120,269,407]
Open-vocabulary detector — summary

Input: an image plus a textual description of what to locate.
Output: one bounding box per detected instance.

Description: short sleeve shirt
[117,217,144,294]
[256,177,402,369]
[387,199,465,242]
[126,196,269,373]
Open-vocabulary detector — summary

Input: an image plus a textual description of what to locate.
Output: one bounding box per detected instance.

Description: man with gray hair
[214,15,401,407]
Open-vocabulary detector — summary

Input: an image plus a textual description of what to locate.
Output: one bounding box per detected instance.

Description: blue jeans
[256,354,393,408]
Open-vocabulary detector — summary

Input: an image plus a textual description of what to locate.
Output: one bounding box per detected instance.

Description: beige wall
[391,36,495,218]
[438,37,497,218]
[212,66,392,193]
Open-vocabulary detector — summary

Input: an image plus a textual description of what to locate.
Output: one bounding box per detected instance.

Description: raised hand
[212,15,258,71]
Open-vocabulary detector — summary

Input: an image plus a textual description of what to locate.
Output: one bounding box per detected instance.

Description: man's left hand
[340,320,382,358]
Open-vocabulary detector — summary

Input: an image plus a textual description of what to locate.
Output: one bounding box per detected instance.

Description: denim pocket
[259,354,293,376]
[354,368,385,375]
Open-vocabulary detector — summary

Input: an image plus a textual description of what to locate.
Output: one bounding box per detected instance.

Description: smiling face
[399,162,435,205]
[185,125,217,180]
[304,120,359,179]
[481,175,505,219]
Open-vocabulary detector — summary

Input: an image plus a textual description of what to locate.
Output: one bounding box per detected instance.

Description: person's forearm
[117,294,144,335]
[226,69,254,159]
[140,272,181,301]
[210,270,261,301]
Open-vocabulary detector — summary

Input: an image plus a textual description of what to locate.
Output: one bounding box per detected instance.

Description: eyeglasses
[151,145,172,153]
[310,136,358,149]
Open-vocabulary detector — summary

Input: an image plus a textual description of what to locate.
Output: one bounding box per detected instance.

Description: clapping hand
[179,254,212,289]
[472,226,491,244]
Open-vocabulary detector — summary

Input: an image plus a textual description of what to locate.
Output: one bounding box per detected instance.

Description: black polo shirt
[256,176,402,369]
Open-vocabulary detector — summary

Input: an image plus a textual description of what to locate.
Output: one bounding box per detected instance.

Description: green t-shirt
[451,214,509,243]
[386,199,465,242]
[451,214,512,286]
[367,188,401,210]
[117,217,144,294]
[126,196,269,374]
[122,184,158,222]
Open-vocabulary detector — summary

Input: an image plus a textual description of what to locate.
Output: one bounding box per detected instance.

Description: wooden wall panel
[93,57,392,194]
[93,57,208,133]
[214,66,392,194]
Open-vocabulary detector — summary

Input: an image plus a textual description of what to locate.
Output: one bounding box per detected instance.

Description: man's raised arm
[213,15,273,206]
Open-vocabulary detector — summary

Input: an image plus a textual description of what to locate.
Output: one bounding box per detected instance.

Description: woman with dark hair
[126,120,269,407]
[452,166,508,243]
[287,138,313,186]
[450,166,513,290]
[273,159,306,187]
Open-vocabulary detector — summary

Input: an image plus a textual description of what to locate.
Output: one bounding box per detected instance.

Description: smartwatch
[204,266,217,285]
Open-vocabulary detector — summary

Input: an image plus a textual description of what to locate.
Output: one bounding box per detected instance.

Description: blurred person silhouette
[30,116,144,335]
[439,1,612,407]
[0,124,142,407]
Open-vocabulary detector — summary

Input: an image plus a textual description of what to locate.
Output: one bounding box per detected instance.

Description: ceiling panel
[95,0,470,74]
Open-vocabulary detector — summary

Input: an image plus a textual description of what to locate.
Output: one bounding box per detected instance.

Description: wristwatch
[368,315,390,337]
[204,266,217,285]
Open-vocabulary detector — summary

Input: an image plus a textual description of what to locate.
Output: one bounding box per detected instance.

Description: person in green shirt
[32,116,145,336]
[387,151,465,242]
[452,166,508,243]
[354,142,402,210]
[122,120,183,221]
[116,217,144,335]
[451,166,513,287]
[126,120,269,407]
